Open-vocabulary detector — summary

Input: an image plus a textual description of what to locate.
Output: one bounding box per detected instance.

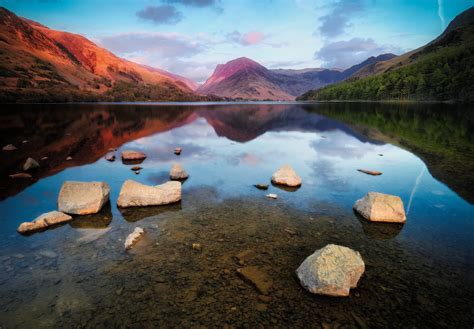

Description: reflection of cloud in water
[311,158,350,192]
[227,152,263,166]
[311,131,384,160]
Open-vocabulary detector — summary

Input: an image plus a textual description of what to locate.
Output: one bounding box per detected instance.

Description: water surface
[0,102,472,328]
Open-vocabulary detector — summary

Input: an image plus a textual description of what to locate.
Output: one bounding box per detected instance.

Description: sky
[1,0,473,82]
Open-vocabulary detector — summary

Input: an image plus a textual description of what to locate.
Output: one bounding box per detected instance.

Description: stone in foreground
[23,157,40,171]
[296,244,365,297]
[170,163,189,180]
[121,150,147,161]
[17,211,73,234]
[353,192,406,223]
[117,180,181,208]
[124,227,145,250]
[271,165,301,187]
[58,181,110,215]
[237,266,273,295]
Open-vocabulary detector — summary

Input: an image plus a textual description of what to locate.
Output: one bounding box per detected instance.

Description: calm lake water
[0,102,473,328]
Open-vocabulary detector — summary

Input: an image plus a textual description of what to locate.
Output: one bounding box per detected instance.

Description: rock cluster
[117,180,181,208]
[58,181,110,215]
[296,244,365,297]
[353,192,406,223]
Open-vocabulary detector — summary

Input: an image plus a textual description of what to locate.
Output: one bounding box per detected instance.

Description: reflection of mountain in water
[0,102,472,204]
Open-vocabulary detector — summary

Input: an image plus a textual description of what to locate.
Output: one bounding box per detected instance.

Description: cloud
[137,5,183,25]
[100,32,206,57]
[315,37,401,68]
[165,0,218,7]
[437,0,445,30]
[318,0,365,38]
[226,30,266,46]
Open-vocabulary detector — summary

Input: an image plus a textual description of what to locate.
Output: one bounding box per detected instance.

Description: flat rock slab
[124,227,145,250]
[237,266,273,295]
[296,244,365,297]
[58,181,110,215]
[117,180,181,208]
[18,211,72,234]
[353,192,406,223]
[357,169,382,176]
[121,150,146,161]
[170,164,189,180]
[271,165,301,187]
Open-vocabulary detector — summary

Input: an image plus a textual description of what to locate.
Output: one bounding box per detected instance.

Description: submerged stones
[296,244,365,297]
[58,181,110,215]
[169,164,188,180]
[237,266,273,295]
[121,150,147,162]
[17,211,72,234]
[353,192,406,223]
[117,180,181,208]
[124,227,145,250]
[23,157,40,171]
[271,165,301,187]
[357,169,382,176]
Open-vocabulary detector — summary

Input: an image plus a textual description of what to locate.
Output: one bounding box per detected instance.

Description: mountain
[197,55,396,100]
[0,7,207,103]
[298,6,474,102]
[196,57,294,101]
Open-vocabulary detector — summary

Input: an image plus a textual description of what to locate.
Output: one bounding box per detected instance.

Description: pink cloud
[241,31,264,45]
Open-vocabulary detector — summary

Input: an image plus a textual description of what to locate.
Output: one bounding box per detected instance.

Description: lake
[0,102,473,328]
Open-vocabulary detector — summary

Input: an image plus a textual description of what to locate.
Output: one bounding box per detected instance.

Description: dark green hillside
[298,7,474,102]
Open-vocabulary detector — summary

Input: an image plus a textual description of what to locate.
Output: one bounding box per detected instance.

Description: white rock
[170,163,189,180]
[23,157,40,171]
[353,192,406,223]
[124,227,145,250]
[58,181,110,215]
[271,165,302,187]
[296,244,365,297]
[266,193,278,199]
[17,211,73,234]
[117,180,181,208]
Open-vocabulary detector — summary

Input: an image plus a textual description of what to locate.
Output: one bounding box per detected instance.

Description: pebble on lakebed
[266,193,278,199]
[353,192,406,223]
[124,227,145,250]
[296,244,365,297]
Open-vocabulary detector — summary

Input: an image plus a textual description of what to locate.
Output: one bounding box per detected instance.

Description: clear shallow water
[0,103,472,328]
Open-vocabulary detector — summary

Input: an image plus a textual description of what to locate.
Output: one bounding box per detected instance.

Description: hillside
[298,6,474,102]
[0,7,206,103]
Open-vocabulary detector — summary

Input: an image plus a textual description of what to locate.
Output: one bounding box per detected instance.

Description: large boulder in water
[353,192,406,223]
[271,165,301,187]
[17,211,72,234]
[58,181,110,215]
[296,244,365,297]
[117,180,181,208]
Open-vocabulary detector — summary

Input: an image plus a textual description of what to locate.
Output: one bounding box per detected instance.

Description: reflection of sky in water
[0,109,472,252]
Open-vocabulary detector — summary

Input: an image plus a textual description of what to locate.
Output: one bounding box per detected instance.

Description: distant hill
[298,6,474,102]
[198,55,396,100]
[0,7,211,103]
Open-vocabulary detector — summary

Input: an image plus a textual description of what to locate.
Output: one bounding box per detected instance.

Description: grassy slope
[298,23,474,102]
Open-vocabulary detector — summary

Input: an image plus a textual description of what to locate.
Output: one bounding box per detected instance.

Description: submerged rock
[9,173,32,179]
[17,211,72,234]
[353,192,406,223]
[296,244,365,297]
[266,193,278,199]
[254,184,269,190]
[2,144,17,151]
[58,181,110,215]
[237,266,273,295]
[170,164,188,180]
[271,165,301,187]
[124,227,145,250]
[117,180,181,208]
[122,150,146,161]
[23,157,40,171]
[357,169,382,176]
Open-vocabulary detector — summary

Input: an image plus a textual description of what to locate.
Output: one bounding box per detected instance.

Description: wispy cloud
[318,0,365,38]
[437,0,446,30]
[137,5,183,25]
[226,31,265,46]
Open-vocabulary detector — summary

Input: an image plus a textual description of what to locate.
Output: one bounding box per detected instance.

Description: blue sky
[1,0,472,82]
